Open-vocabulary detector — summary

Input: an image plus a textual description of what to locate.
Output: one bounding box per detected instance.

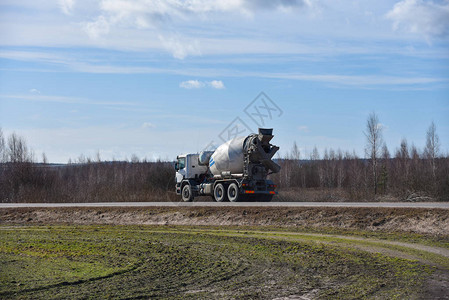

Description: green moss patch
[0,225,437,299]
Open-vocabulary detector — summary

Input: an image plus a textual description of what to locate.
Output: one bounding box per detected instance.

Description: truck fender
[181,179,199,195]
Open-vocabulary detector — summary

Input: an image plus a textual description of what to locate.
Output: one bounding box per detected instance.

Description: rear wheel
[227,183,240,202]
[214,183,227,202]
[181,184,194,202]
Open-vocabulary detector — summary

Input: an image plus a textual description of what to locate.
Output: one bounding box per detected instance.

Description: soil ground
[1,206,448,299]
[1,206,448,235]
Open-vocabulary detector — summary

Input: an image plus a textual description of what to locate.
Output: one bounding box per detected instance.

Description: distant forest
[1,114,448,202]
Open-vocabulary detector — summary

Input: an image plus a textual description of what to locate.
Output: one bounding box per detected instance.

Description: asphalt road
[1,202,448,209]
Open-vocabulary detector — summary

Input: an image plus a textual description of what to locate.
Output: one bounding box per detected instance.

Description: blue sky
[0,0,448,163]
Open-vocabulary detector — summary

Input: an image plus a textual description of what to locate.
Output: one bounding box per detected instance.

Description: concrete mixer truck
[174,128,281,202]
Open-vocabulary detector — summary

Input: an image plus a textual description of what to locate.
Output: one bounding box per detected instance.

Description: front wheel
[182,184,194,202]
[227,183,240,202]
[214,183,228,202]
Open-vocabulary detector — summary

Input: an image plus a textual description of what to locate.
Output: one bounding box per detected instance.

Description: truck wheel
[214,183,228,202]
[227,183,240,202]
[182,184,194,202]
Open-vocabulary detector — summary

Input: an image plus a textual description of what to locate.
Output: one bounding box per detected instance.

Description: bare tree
[42,152,48,164]
[382,143,390,161]
[347,150,364,199]
[289,141,302,187]
[379,143,390,194]
[309,146,320,187]
[96,150,101,163]
[328,148,337,188]
[394,138,410,194]
[336,149,345,188]
[320,148,329,188]
[7,133,32,163]
[77,154,87,164]
[291,141,300,161]
[0,128,5,162]
[130,154,140,163]
[364,112,383,195]
[399,139,409,160]
[424,121,440,180]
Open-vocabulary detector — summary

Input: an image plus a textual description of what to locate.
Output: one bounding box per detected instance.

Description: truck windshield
[177,157,186,170]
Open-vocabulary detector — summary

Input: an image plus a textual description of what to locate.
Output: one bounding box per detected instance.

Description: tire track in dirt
[146,227,449,298]
[141,228,449,269]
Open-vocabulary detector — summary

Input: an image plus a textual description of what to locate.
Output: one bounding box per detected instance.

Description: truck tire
[227,183,239,202]
[214,183,228,202]
[182,184,194,202]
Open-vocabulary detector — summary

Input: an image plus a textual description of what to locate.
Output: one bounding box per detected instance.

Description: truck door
[175,156,186,184]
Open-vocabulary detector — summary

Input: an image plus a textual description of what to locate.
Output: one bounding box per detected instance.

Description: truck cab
[175,154,208,195]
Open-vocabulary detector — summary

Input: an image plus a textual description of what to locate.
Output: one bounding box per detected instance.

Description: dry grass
[1,206,449,236]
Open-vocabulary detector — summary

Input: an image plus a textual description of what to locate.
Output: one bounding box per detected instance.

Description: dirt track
[2,206,449,299]
[1,206,449,236]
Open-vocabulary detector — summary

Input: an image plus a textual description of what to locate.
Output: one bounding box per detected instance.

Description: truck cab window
[177,157,186,170]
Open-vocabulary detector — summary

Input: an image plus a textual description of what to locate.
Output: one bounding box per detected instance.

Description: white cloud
[3,1,448,58]
[298,125,309,133]
[59,0,75,15]
[71,0,310,57]
[96,0,308,21]
[208,80,225,89]
[244,0,310,11]
[179,80,225,89]
[376,123,388,131]
[386,0,449,38]
[29,88,41,94]
[179,80,205,89]
[260,72,446,86]
[83,16,110,39]
[142,122,155,128]
[0,93,135,107]
[158,35,201,59]
[1,47,445,87]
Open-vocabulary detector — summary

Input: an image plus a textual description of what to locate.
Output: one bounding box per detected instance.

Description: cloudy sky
[0,0,448,162]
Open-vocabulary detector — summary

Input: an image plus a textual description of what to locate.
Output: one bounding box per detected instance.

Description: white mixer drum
[209,136,246,176]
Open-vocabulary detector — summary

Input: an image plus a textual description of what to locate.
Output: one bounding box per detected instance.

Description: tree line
[0,129,175,202]
[271,114,448,201]
[0,114,448,202]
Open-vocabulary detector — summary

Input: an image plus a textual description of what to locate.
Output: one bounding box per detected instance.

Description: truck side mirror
[174,162,178,170]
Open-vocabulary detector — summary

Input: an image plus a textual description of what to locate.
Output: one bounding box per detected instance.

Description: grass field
[1,225,448,299]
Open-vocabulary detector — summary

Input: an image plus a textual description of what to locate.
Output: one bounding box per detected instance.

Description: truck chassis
[176,177,276,202]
